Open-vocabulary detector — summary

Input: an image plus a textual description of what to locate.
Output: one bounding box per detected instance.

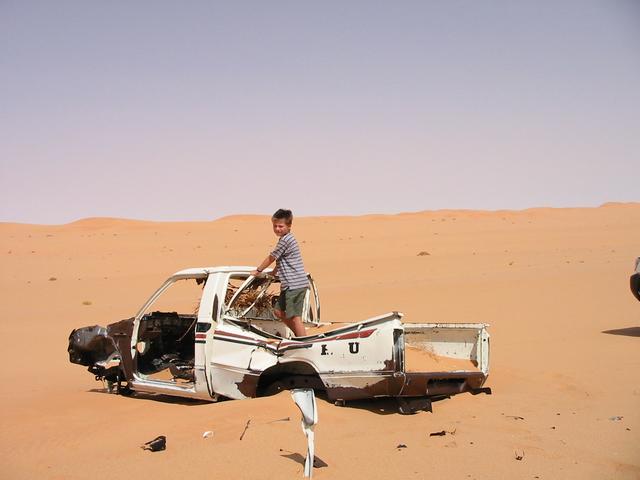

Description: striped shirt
[271,232,309,290]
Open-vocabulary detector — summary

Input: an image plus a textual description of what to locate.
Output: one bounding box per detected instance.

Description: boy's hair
[272,208,293,225]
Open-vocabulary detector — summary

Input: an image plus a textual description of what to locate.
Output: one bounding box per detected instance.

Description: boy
[252,209,308,337]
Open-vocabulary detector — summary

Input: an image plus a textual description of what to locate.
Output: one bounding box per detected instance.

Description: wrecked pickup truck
[68,267,490,410]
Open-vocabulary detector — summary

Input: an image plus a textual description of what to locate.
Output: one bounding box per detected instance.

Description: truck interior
[134,278,202,384]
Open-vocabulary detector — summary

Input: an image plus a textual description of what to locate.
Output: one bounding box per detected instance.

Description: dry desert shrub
[225,283,277,315]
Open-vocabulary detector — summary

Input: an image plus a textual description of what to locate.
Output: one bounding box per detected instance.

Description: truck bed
[404,345,478,372]
[302,319,489,375]
[403,323,490,375]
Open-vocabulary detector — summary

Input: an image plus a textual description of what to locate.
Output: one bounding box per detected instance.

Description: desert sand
[1,203,638,479]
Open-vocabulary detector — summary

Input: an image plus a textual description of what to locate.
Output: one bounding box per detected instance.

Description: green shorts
[277,287,307,318]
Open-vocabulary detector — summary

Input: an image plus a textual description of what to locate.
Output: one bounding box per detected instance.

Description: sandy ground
[1,203,639,479]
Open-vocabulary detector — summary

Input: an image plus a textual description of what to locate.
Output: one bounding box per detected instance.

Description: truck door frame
[127,270,214,400]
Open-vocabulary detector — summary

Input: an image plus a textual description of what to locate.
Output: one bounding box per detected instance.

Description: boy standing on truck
[252,209,308,337]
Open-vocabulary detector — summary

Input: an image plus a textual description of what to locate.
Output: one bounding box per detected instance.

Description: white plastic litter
[202,430,214,439]
[291,388,318,478]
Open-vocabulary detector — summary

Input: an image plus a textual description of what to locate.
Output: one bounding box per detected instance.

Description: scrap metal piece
[471,387,492,395]
[429,428,457,437]
[239,419,251,440]
[141,435,166,452]
[291,389,318,478]
[268,417,291,423]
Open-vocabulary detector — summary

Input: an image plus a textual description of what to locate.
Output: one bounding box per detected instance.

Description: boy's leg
[275,293,286,321]
[276,311,306,336]
[283,316,306,337]
[278,288,307,337]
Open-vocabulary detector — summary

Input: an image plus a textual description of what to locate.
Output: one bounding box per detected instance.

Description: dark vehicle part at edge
[631,258,640,302]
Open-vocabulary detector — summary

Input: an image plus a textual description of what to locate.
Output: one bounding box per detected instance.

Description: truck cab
[126,267,321,400]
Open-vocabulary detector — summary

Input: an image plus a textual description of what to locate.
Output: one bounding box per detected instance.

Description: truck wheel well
[256,362,325,397]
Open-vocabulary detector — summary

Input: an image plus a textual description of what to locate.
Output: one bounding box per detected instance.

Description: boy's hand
[250,270,262,277]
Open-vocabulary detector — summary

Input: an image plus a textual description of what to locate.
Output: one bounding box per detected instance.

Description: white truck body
[69,266,490,409]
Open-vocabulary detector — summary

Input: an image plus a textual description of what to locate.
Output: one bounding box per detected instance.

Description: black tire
[631,273,640,302]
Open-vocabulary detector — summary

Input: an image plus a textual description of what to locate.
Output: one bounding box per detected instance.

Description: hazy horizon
[2,1,639,224]
[2,201,637,227]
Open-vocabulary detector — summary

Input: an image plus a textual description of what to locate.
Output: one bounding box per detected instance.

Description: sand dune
[1,204,638,479]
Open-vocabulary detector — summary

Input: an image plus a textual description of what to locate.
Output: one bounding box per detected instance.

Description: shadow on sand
[87,388,211,406]
[320,397,400,415]
[602,327,640,337]
[316,393,450,416]
[86,387,453,413]
[280,451,328,468]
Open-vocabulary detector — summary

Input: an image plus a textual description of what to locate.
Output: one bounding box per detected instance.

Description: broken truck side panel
[274,313,401,400]
[208,322,277,399]
[271,316,490,401]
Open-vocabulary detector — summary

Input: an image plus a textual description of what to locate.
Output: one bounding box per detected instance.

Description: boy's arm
[251,254,276,276]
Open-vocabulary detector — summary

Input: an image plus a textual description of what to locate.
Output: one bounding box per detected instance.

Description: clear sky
[1,1,639,224]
